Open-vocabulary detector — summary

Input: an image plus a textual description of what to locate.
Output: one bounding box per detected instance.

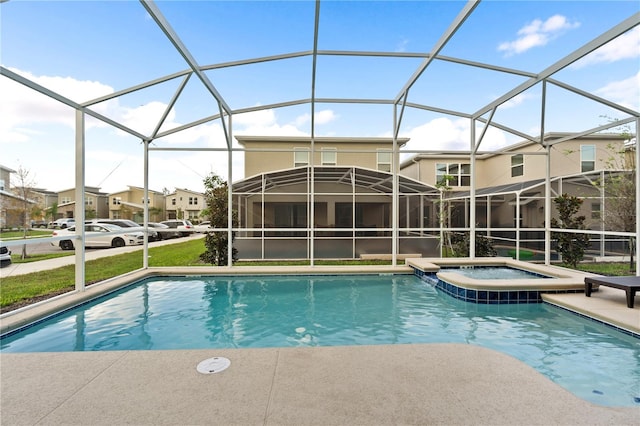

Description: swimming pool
[1,274,638,407]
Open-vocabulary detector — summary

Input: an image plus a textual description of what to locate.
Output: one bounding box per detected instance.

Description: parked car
[51,223,145,250]
[88,219,159,242]
[193,221,212,233]
[50,218,75,229]
[139,222,181,240]
[0,243,11,266]
[30,220,48,229]
[160,219,195,237]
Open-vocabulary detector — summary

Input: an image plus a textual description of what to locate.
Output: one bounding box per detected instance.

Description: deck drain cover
[197,357,231,374]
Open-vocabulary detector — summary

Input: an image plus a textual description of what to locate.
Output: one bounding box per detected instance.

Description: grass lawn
[0,237,632,313]
[0,229,53,239]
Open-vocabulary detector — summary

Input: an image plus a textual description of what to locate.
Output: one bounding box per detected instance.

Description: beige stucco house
[165,188,205,222]
[233,136,437,259]
[400,133,628,232]
[108,186,165,222]
[230,133,631,260]
[0,164,29,228]
[55,186,109,220]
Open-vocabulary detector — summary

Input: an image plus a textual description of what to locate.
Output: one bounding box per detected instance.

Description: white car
[0,243,11,266]
[193,221,212,233]
[52,223,144,250]
[160,219,195,236]
[88,219,159,241]
[50,218,75,229]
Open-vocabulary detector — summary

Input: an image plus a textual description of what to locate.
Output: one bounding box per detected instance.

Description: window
[294,148,309,167]
[377,150,392,172]
[189,197,194,205]
[85,197,94,206]
[171,198,176,206]
[321,148,337,166]
[112,197,121,205]
[0,178,4,191]
[511,154,524,177]
[591,202,601,220]
[61,197,71,204]
[436,163,470,187]
[581,145,595,172]
[194,197,198,205]
[141,198,150,204]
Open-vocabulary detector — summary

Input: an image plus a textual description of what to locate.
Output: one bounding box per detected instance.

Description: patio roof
[233,166,438,195]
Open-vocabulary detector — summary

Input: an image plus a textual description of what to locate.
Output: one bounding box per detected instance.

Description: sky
[1,0,638,195]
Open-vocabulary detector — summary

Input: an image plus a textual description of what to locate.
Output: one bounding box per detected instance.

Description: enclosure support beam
[143,139,150,269]
[392,105,400,266]
[515,192,521,260]
[469,119,477,258]
[544,142,552,266]
[636,118,639,276]
[228,115,234,267]
[74,109,86,292]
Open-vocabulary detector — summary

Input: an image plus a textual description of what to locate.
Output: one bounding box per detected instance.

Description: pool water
[441,266,551,279]
[1,274,638,407]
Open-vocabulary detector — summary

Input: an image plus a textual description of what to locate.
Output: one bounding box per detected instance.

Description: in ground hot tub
[407,257,595,304]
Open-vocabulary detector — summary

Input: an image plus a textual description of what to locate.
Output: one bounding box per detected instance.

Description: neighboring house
[400,133,629,232]
[165,188,205,221]
[0,164,34,228]
[55,186,109,220]
[109,186,165,222]
[230,134,631,260]
[28,188,59,221]
[233,136,436,259]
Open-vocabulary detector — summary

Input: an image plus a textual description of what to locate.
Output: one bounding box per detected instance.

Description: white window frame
[321,148,337,166]
[591,202,601,220]
[294,147,310,167]
[436,163,470,187]
[511,154,524,177]
[581,145,596,172]
[377,149,392,172]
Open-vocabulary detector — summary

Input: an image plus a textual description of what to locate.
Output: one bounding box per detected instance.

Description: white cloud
[294,109,338,127]
[572,26,640,68]
[394,117,509,153]
[595,71,640,111]
[233,108,308,137]
[498,15,580,56]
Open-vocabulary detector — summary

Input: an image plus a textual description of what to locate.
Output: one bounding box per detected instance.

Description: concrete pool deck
[2,343,639,425]
[1,265,639,424]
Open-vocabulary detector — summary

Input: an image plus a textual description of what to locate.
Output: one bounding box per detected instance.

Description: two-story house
[109,186,165,222]
[0,164,30,228]
[233,136,437,259]
[230,133,630,260]
[55,186,110,220]
[400,133,628,232]
[165,188,205,222]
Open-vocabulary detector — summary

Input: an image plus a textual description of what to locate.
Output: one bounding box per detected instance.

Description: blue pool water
[1,274,638,407]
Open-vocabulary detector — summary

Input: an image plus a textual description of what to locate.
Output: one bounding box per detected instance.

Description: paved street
[0,234,204,278]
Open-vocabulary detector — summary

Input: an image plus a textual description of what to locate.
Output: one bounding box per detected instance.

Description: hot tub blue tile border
[413,267,583,304]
